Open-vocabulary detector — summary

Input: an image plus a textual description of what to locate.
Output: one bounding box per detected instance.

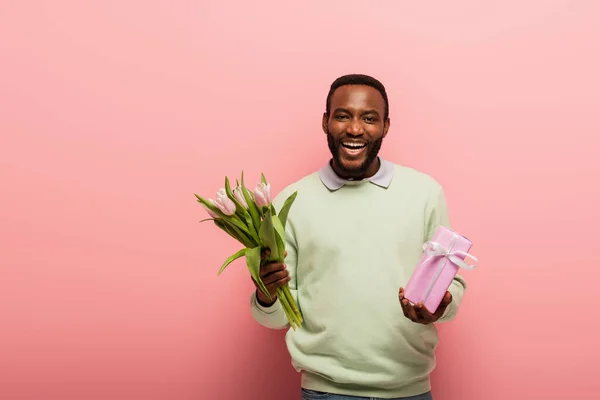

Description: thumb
[441,291,453,306]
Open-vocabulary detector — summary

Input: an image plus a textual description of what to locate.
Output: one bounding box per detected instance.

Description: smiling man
[324,78,388,181]
[250,74,467,400]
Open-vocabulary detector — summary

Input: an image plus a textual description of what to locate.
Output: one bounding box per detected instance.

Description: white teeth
[343,142,366,148]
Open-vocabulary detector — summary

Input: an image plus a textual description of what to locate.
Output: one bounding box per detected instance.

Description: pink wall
[1,1,599,399]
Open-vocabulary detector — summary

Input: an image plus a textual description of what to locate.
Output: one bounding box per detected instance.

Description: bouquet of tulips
[195,172,303,330]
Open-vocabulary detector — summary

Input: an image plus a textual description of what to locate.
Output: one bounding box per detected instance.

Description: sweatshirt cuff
[250,291,290,330]
[436,278,466,323]
[250,290,282,314]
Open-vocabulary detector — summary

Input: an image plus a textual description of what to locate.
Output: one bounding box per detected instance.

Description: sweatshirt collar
[319,157,394,191]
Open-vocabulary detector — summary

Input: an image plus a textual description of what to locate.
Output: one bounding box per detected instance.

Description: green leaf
[259,209,279,260]
[205,204,251,238]
[222,215,251,237]
[214,219,238,240]
[261,173,268,185]
[243,212,255,233]
[241,171,262,228]
[277,191,298,231]
[274,226,286,263]
[271,215,286,263]
[272,215,286,242]
[222,218,255,247]
[218,248,246,275]
[213,218,252,247]
[246,246,271,300]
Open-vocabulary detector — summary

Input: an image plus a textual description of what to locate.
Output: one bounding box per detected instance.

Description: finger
[398,288,412,320]
[260,249,271,261]
[284,251,288,258]
[432,304,447,321]
[260,262,286,278]
[262,269,289,286]
[401,297,419,322]
[405,301,420,322]
[415,303,434,324]
[398,287,404,302]
[441,291,453,306]
[400,298,410,319]
[256,287,277,305]
[432,292,452,320]
[268,275,291,291]
[398,288,407,311]
[251,277,272,297]
[263,276,291,299]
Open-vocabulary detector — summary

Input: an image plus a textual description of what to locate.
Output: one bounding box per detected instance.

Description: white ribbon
[422,240,478,271]
[418,233,478,303]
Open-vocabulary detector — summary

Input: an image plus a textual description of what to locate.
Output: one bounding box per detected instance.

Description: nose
[346,118,363,136]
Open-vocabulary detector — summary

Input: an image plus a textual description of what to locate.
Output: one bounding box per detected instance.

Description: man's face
[323,84,390,179]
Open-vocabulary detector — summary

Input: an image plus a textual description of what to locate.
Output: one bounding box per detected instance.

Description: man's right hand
[254,250,290,307]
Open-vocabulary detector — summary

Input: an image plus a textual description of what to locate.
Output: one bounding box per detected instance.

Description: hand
[253,250,290,307]
[398,287,452,325]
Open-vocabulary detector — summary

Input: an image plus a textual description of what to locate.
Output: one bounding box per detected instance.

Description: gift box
[404,226,478,313]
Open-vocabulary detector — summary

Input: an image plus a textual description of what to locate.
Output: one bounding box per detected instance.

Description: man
[250,74,467,400]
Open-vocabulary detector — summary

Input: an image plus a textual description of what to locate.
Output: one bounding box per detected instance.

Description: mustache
[326,133,370,145]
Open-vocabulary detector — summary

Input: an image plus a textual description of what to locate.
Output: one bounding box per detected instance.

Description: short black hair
[325,74,389,120]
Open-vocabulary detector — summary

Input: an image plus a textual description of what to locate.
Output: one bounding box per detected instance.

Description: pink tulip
[253,182,272,208]
[232,187,248,209]
[202,199,220,219]
[214,188,237,216]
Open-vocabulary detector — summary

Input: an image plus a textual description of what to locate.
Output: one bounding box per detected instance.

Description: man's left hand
[398,287,452,325]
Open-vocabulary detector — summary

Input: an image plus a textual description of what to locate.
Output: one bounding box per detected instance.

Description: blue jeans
[301,388,433,400]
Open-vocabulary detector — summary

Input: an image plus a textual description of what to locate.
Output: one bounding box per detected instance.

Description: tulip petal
[195,194,222,218]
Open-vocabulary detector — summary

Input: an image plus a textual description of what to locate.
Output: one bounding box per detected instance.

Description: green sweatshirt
[250,159,467,398]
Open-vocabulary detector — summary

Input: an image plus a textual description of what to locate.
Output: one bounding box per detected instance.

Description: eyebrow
[333,107,381,117]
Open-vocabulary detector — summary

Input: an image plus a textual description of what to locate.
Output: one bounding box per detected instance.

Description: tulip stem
[276,287,295,329]
[276,285,303,329]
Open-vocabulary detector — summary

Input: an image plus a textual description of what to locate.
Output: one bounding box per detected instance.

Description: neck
[331,157,380,180]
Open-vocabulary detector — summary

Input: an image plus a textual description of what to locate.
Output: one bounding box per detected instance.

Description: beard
[326,131,383,179]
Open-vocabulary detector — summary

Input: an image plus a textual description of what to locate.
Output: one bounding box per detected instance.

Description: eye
[364,116,377,123]
[335,114,349,121]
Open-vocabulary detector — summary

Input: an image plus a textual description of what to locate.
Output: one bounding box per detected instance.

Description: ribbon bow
[422,241,478,271]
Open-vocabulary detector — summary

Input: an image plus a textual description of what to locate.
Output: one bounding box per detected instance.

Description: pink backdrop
[1,1,599,399]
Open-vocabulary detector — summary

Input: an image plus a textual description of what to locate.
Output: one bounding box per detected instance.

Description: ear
[322,113,329,134]
[383,117,391,138]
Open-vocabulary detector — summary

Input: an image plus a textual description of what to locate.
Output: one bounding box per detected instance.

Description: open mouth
[341,141,367,157]
[341,141,367,150]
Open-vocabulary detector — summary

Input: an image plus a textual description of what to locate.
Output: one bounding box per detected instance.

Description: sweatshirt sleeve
[424,186,467,323]
[249,191,299,330]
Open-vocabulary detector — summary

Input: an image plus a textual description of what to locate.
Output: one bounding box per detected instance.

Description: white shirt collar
[318,157,394,191]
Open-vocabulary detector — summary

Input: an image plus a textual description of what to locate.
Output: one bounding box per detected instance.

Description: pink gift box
[404,226,477,313]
